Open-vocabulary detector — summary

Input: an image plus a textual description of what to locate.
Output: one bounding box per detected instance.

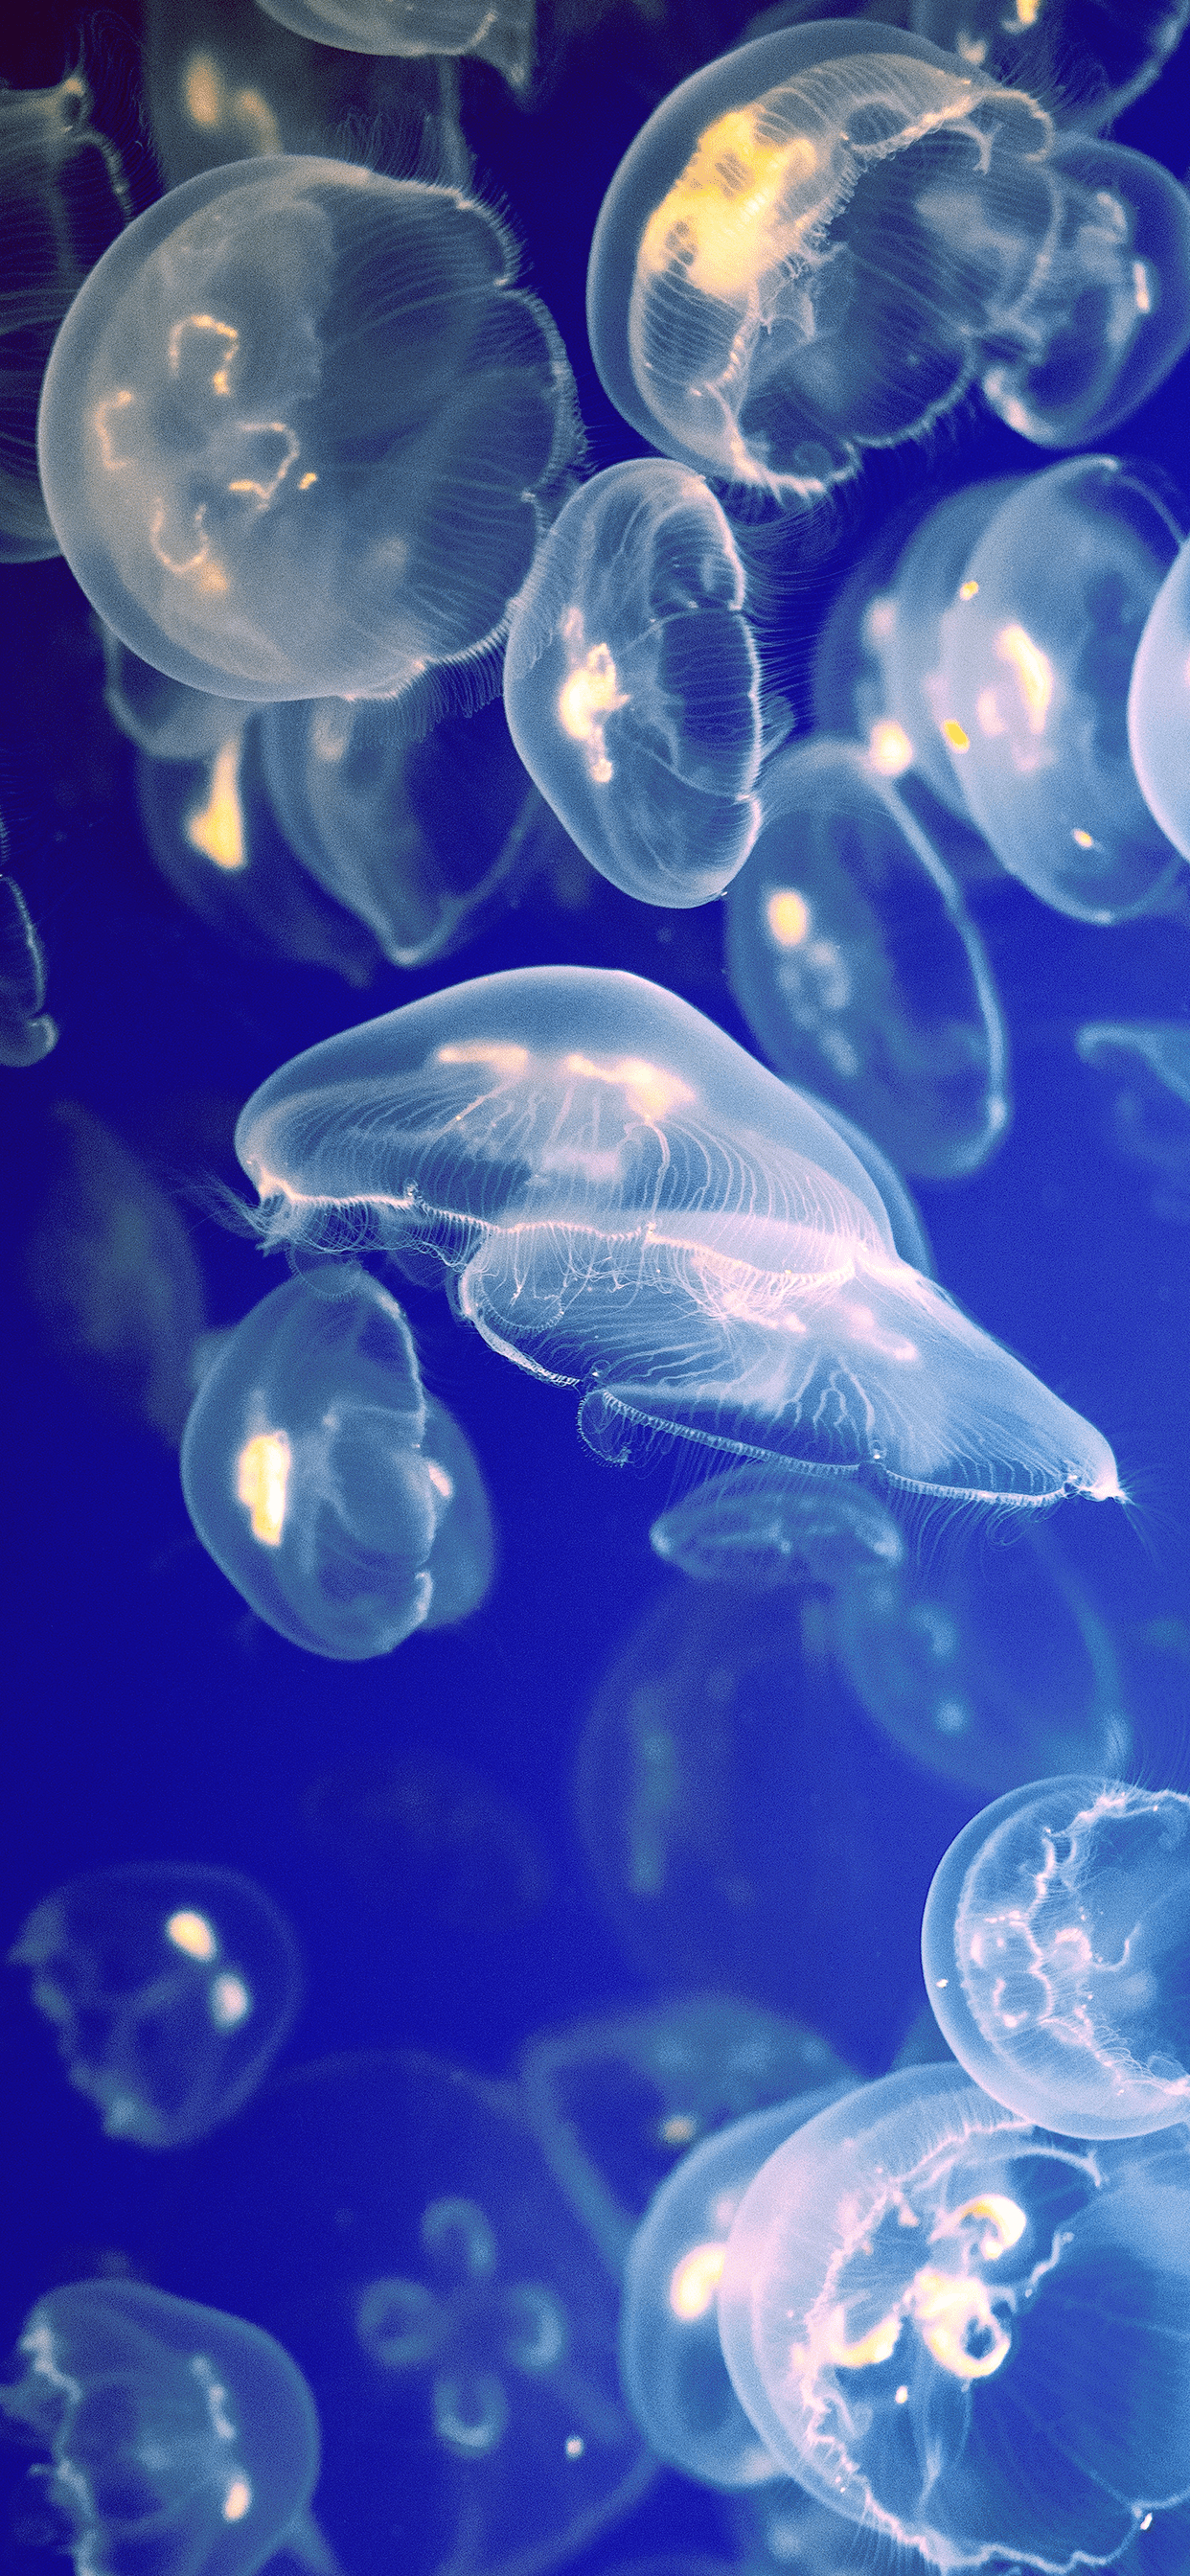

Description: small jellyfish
[651,1461,904,1590]
[933,455,1186,923]
[181,1268,490,1659]
[1077,1022,1190,1212]
[250,0,535,89]
[619,2084,852,2489]
[923,1772,1190,2137]
[1128,533,1190,869]
[724,738,1011,1181]
[37,155,578,703]
[0,871,56,1066]
[1,2280,321,2576]
[235,966,1118,1514]
[521,1993,852,2276]
[833,1520,1130,1796]
[911,0,1190,126]
[504,460,763,908]
[10,1860,302,2147]
[718,2062,1190,2568]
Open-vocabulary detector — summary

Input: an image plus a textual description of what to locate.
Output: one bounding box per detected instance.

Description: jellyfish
[911,0,1190,126]
[922,1772,1190,2137]
[833,1521,1130,1798]
[10,1861,302,2147]
[235,966,1117,1512]
[584,20,1190,501]
[1128,533,1190,870]
[250,0,535,89]
[619,2083,852,2488]
[102,621,254,761]
[650,1460,904,1590]
[521,1993,851,2276]
[933,456,1186,923]
[181,1268,491,1659]
[0,871,56,1067]
[36,154,578,703]
[1077,1023,1190,1213]
[718,2061,1190,2569]
[154,2052,654,2576]
[724,739,1011,1181]
[801,1093,935,1277]
[503,460,763,908]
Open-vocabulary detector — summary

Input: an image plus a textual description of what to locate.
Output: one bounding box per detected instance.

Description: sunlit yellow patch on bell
[941,717,971,753]
[766,886,811,948]
[168,312,239,397]
[186,735,246,871]
[658,2111,698,2147]
[868,719,914,778]
[828,2303,903,2370]
[1072,827,1095,849]
[996,623,1052,731]
[184,52,221,125]
[436,1042,529,1076]
[557,610,629,786]
[222,2477,252,2523]
[910,2267,1011,2380]
[958,578,979,601]
[237,1428,291,1545]
[166,1908,217,1961]
[670,2242,726,2321]
[639,105,819,304]
[563,1053,694,1119]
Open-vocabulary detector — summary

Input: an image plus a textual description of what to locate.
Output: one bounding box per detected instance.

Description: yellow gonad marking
[562,1053,694,1118]
[910,2270,1011,2380]
[828,2306,903,2370]
[227,423,300,507]
[436,1042,529,1076]
[638,104,819,304]
[426,1459,454,1503]
[1013,0,1041,22]
[1133,261,1153,315]
[187,736,246,871]
[237,1429,291,1545]
[234,89,280,151]
[958,578,979,600]
[557,610,629,785]
[168,313,239,397]
[932,2195,1026,2259]
[659,2112,698,2147]
[1072,827,1095,848]
[298,472,318,491]
[941,717,970,753]
[210,1971,251,2028]
[184,52,222,125]
[222,2478,252,2523]
[868,720,913,777]
[149,500,229,596]
[826,2194,1024,2387]
[670,2242,726,2321]
[166,1909,217,1960]
[94,388,134,471]
[766,886,811,948]
[996,623,1052,732]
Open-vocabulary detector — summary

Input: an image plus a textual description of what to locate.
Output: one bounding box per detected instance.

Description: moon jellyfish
[181,1268,491,1659]
[1128,533,1190,870]
[1,2281,322,2576]
[1077,1023,1190,1213]
[933,456,1186,923]
[521,1993,850,2275]
[923,1773,1190,2137]
[651,1461,904,1590]
[37,155,578,703]
[0,870,56,1067]
[620,2085,852,2488]
[718,2060,1190,2569]
[11,1861,302,2147]
[251,0,535,89]
[504,460,763,908]
[725,738,1010,1181]
[235,966,1118,1513]
[161,2051,653,2576]
[833,1521,1130,1797]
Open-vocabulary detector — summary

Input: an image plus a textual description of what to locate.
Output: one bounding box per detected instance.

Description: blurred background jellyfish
[504,460,764,908]
[911,0,1190,126]
[234,967,1119,1512]
[101,622,255,762]
[0,868,56,1066]
[10,1860,302,2147]
[724,738,1010,1181]
[520,1992,850,2276]
[302,1750,548,1934]
[181,1268,492,1659]
[650,1460,904,1590]
[36,154,579,703]
[718,2061,1190,2569]
[1,2280,322,2576]
[157,2051,654,2576]
[833,1520,1130,1797]
[1128,530,1190,868]
[923,1772,1190,2136]
[1078,1022,1190,1218]
[250,0,536,90]
[933,455,1187,923]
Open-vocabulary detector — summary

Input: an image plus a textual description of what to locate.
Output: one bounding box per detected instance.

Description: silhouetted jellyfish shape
[259,692,540,968]
[651,1461,904,1589]
[1129,533,1190,870]
[521,1994,852,2277]
[912,0,1190,126]
[725,738,1010,1181]
[833,1521,1130,1798]
[235,966,1118,1512]
[504,460,763,908]
[181,1268,486,1659]
[620,2083,853,2488]
[0,872,56,1066]
[1,2280,321,2576]
[923,1772,1190,2137]
[37,155,578,702]
[158,2052,653,2576]
[10,1861,301,2147]
[1077,1023,1190,1211]
[934,456,1186,924]
[718,2060,1190,2569]
[251,0,535,88]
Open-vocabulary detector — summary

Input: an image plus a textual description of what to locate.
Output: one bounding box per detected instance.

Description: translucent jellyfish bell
[250,0,535,88]
[235,966,1118,1513]
[923,1773,1190,2137]
[934,455,1186,923]
[181,1268,486,1659]
[37,155,578,702]
[1128,534,1190,869]
[11,1860,302,2147]
[724,738,1011,1181]
[651,1460,904,1589]
[504,460,763,907]
[718,2061,1190,2569]
[0,871,56,1067]
[1078,1023,1190,1206]
[1,2281,321,2576]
